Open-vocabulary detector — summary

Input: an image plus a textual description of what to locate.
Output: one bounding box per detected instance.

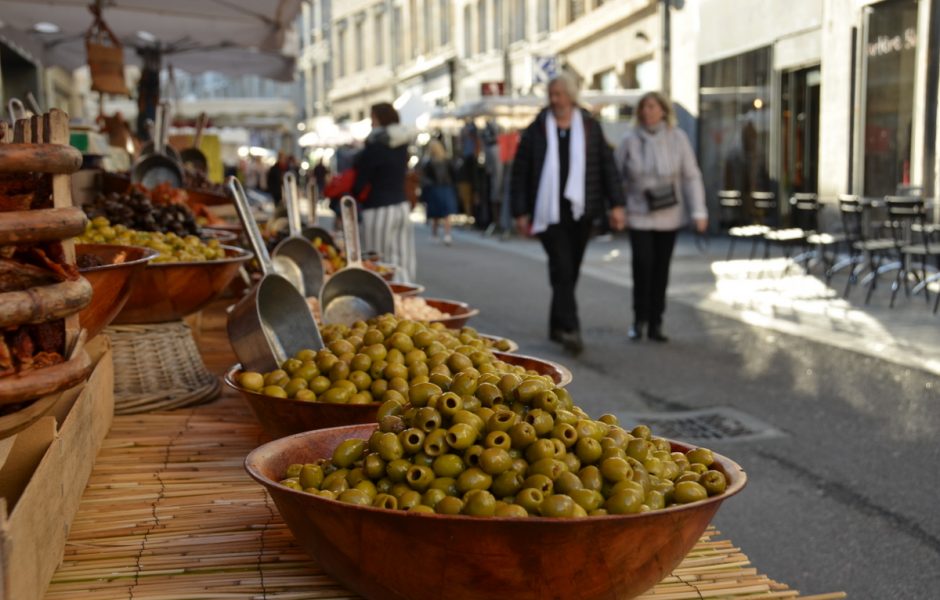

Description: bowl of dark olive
[246,422,747,600]
[423,297,480,329]
[76,243,158,339]
[113,245,251,324]
[224,364,380,439]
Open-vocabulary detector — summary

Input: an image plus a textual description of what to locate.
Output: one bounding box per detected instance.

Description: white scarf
[532,109,586,234]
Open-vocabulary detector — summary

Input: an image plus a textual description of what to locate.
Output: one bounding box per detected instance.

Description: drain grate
[613,407,784,443]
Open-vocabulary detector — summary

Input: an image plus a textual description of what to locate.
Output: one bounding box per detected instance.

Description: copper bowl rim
[491,350,572,387]
[223,364,382,410]
[142,244,253,268]
[424,297,481,323]
[75,243,159,273]
[478,333,520,353]
[389,282,426,297]
[245,422,748,523]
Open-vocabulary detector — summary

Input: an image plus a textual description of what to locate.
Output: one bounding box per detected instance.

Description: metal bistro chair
[724,190,774,260]
[829,195,895,301]
[763,193,819,272]
[883,196,940,310]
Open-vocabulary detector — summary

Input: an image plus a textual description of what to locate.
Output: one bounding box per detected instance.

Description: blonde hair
[548,73,580,104]
[636,91,677,127]
[427,139,447,161]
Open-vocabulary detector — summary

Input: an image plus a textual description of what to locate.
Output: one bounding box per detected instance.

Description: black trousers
[629,229,678,327]
[538,208,593,333]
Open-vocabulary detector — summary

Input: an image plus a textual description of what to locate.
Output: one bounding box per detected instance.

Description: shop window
[336,24,346,78]
[569,0,586,23]
[513,0,526,42]
[392,6,402,67]
[862,0,918,197]
[698,47,773,221]
[424,0,434,53]
[355,15,364,72]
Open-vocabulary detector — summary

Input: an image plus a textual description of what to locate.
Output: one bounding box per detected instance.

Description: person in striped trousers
[353,103,417,283]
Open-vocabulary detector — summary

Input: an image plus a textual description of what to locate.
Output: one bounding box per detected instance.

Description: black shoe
[549,329,563,344]
[648,324,669,343]
[557,330,584,355]
[628,322,645,341]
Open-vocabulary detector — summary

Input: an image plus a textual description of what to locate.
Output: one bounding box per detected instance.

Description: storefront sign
[867,27,916,57]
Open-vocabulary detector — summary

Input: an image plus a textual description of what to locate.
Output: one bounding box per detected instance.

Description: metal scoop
[226,177,323,373]
[272,172,325,297]
[301,179,337,249]
[319,196,395,325]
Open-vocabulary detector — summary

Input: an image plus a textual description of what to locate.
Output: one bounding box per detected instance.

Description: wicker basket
[105,322,220,415]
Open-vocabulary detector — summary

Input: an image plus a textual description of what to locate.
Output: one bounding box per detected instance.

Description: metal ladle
[272,172,325,297]
[301,179,337,249]
[226,177,323,373]
[319,196,395,325]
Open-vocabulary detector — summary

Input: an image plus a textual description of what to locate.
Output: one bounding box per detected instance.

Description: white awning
[0,0,301,81]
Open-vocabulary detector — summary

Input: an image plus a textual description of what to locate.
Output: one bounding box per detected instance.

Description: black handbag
[644,182,679,211]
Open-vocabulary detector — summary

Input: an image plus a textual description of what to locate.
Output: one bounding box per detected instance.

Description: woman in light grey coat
[615,92,707,342]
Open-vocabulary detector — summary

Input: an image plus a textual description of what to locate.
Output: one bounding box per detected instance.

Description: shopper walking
[421,140,459,245]
[352,102,416,283]
[615,91,708,342]
[510,73,625,355]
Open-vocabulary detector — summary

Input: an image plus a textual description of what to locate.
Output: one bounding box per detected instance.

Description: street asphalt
[411,222,940,599]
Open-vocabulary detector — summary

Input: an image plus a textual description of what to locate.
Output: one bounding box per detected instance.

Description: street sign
[533,56,558,84]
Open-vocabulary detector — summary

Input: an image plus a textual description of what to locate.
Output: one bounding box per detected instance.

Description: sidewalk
[443,224,940,377]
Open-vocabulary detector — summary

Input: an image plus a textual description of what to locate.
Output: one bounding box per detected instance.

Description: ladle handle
[26,92,42,115]
[154,104,166,155]
[228,176,275,276]
[307,178,319,227]
[193,112,208,147]
[340,196,363,268]
[7,98,27,122]
[283,172,302,236]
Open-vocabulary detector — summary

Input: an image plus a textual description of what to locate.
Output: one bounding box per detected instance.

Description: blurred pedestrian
[421,140,459,245]
[510,73,625,355]
[267,152,290,207]
[615,91,707,343]
[353,102,416,282]
[312,159,330,195]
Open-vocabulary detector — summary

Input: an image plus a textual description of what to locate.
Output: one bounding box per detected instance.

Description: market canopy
[0,0,301,81]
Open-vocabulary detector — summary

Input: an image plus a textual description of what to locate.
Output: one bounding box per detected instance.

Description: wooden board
[0,335,113,600]
[40,300,845,600]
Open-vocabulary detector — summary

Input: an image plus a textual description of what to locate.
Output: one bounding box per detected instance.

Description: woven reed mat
[44,301,846,600]
[105,321,221,415]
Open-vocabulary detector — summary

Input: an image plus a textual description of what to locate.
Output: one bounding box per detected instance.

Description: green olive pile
[278,372,728,517]
[78,216,227,263]
[236,316,544,404]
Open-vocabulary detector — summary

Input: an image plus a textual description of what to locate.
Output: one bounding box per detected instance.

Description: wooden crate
[0,336,114,600]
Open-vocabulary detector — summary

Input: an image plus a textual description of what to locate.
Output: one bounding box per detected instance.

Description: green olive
[320,386,350,404]
[405,465,435,492]
[497,373,522,397]
[598,414,619,427]
[461,489,496,516]
[450,371,479,396]
[262,385,287,398]
[515,487,544,514]
[495,503,529,518]
[533,390,560,413]
[456,467,492,493]
[487,410,518,433]
[626,438,652,462]
[413,407,443,433]
[540,494,576,518]
[399,428,426,454]
[309,375,332,394]
[446,423,478,450]
[553,470,583,495]
[522,474,553,495]
[645,490,666,510]
[631,424,652,440]
[432,453,465,478]
[478,447,512,475]
[492,470,525,498]
[423,429,448,456]
[332,439,367,468]
[525,439,556,463]
[605,489,644,514]
[372,493,398,509]
[674,481,708,504]
[239,371,264,391]
[438,392,464,418]
[508,422,538,450]
[484,430,511,450]
[430,476,458,497]
[578,465,603,491]
[422,488,447,508]
[264,369,289,387]
[568,488,604,512]
[514,378,547,404]
[686,447,715,467]
[299,464,324,489]
[700,470,727,495]
[435,495,464,515]
[475,382,503,407]
[525,409,554,437]
[398,490,422,510]
[375,432,404,461]
[363,454,386,479]
[409,382,443,407]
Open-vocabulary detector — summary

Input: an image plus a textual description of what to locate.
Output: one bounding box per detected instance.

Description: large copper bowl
[76,244,158,339]
[224,365,379,439]
[113,245,252,324]
[245,423,747,600]
[425,297,480,329]
[493,351,572,386]
[479,333,519,353]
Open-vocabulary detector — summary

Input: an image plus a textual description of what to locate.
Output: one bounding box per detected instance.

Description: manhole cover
[613,407,784,443]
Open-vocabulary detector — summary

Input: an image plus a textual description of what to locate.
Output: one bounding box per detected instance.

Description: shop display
[277,384,726,516]
[394,295,448,320]
[78,216,227,262]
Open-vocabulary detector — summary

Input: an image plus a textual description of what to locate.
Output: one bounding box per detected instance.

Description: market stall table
[43,300,846,600]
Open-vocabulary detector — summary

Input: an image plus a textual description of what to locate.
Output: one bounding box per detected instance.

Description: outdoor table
[42,299,846,600]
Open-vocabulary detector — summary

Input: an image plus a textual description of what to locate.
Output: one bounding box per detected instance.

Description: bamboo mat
[44,302,846,600]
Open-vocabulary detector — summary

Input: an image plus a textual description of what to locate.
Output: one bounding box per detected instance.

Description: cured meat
[0,257,58,292]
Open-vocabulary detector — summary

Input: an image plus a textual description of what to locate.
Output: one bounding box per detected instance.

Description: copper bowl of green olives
[479,334,519,353]
[246,423,746,600]
[492,351,569,385]
[224,364,380,440]
[113,245,252,324]
[424,297,480,329]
